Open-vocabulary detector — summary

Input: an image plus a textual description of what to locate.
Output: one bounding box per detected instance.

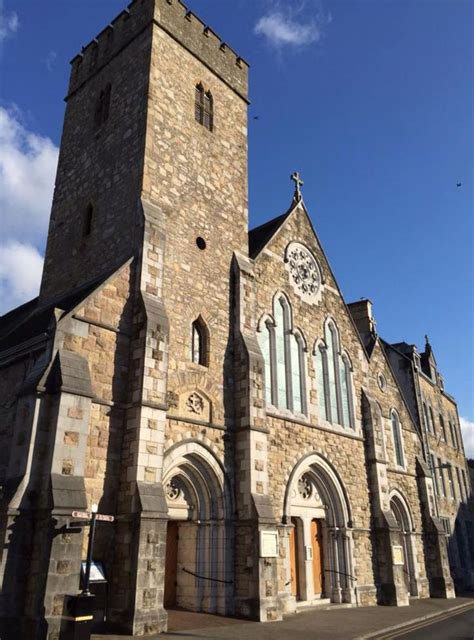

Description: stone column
[301,517,314,602]
[232,252,281,623]
[108,200,170,634]
[341,531,356,603]
[330,529,342,603]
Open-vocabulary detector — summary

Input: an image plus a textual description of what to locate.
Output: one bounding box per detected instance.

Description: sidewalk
[92,596,474,640]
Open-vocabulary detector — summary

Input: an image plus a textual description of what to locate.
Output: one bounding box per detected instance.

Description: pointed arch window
[94,83,111,129]
[257,295,307,415]
[191,317,209,366]
[449,419,458,449]
[391,410,405,468]
[340,354,355,429]
[315,343,329,421]
[428,406,436,435]
[258,319,275,406]
[315,321,354,429]
[83,203,94,237]
[430,454,439,495]
[274,297,289,408]
[291,332,307,414]
[422,402,430,433]
[439,414,447,442]
[325,323,341,424]
[195,83,213,131]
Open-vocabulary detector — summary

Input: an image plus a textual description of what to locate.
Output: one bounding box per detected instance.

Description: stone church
[0,1,473,638]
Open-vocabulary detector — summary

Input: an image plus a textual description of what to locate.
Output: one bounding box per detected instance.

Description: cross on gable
[290,171,304,201]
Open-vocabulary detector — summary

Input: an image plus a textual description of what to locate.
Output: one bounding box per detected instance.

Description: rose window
[286,243,321,300]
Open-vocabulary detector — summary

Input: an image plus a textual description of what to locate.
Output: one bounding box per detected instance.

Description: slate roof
[0,267,119,353]
[248,209,292,259]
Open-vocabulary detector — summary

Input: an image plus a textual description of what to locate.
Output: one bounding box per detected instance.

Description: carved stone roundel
[286,242,321,299]
[166,479,181,501]
[298,475,312,500]
[186,392,204,415]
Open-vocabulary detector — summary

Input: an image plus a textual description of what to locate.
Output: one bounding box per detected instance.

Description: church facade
[0,1,472,638]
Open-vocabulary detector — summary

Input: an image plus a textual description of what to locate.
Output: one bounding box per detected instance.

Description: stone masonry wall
[40,26,151,301]
[251,203,376,596]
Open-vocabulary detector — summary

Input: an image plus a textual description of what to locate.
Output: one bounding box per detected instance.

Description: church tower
[0,2,249,638]
[40,0,249,302]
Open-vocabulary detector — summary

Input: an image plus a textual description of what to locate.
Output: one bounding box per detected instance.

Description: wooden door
[311,519,324,595]
[289,518,300,598]
[164,521,178,608]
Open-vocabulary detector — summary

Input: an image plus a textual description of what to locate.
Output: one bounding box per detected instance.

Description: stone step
[294,599,355,614]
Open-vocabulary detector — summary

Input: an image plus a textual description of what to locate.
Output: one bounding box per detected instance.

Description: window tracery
[257,294,307,415]
[314,320,355,429]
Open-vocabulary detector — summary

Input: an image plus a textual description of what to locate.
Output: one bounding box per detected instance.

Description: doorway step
[295,600,353,613]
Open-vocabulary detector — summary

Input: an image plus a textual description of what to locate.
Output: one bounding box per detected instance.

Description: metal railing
[182,567,233,585]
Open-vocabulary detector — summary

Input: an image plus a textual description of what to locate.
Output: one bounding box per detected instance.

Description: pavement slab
[92,596,474,640]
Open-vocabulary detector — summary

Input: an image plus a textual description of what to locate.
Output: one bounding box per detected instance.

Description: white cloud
[0,242,43,313]
[43,50,57,72]
[255,2,331,49]
[0,0,19,44]
[0,106,58,243]
[460,417,474,459]
[0,106,58,314]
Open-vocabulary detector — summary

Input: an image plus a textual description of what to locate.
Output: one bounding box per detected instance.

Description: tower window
[191,317,209,366]
[195,83,213,131]
[94,83,112,129]
[83,203,94,237]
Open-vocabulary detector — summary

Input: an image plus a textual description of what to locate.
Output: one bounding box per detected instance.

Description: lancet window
[391,409,405,468]
[195,83,213,131]
[191,317,209,367]
[314,320,355,429]
[257,294,307,415]
[94,83,111,129]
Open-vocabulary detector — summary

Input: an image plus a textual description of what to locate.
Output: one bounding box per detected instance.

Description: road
[93,599,474,640]
[391,606,474,639]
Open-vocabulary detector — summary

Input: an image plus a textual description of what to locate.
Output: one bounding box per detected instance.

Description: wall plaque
[260,531,279,558]
[392,545,404,566]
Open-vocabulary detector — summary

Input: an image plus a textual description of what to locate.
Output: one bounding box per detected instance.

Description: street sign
[71,512,114,522]
[72,511,91,519]
[96,514,114,522]
[70,509,115,596]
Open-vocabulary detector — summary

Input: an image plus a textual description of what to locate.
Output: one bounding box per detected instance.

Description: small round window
[196,237,206,250]
[377,372,387,392]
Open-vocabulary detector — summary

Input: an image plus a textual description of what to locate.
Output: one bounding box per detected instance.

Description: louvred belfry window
[195,84,213,131]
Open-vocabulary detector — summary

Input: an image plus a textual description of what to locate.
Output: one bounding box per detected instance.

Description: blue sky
[0,0,473,450]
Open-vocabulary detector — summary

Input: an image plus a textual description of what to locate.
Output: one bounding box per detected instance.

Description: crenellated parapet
[69,0,249,100]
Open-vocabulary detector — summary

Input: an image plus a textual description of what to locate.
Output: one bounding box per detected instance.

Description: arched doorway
[283,454,356,605]
[162,441,233,616]
[390,494,418,596]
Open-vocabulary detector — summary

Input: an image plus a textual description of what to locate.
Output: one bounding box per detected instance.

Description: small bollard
[61,594,95,640]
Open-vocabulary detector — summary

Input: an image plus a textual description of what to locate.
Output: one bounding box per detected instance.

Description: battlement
[68,0,249,100]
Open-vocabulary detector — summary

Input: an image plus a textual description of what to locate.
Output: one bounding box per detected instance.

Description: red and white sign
[71,511,114,522]
[72,511,91,519]
[96,514,114,522]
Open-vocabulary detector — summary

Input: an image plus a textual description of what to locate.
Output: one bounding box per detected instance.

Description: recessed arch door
[311,519,324,596]
[164,520,179,608]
